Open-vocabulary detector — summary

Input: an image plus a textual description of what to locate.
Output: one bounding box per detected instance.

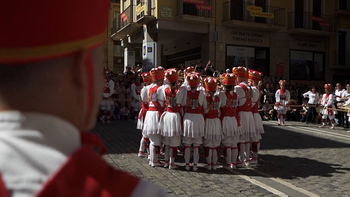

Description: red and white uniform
[234,82,256,165]
[203,92,222,170]
[343,98,350,122]
[274,89,290,114]
[100,77,115,111]
[137,84,150,130]
[320,93,335,119]
[142,84,165,166]
[131,81,142,112]
[251,86,264,139]
[0,112,164,197]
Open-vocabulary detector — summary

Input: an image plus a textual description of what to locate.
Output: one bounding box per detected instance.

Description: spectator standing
[303,87,320,124]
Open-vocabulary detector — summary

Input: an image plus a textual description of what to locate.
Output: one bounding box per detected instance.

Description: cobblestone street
[92,120,350,197]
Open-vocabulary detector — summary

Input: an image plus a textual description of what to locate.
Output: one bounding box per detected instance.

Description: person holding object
[319,84,336,129]
[334,83,345,126]
[302,87,320,124]
[204,60,215,77]
[0,0,165,196]
[274,80,291,126]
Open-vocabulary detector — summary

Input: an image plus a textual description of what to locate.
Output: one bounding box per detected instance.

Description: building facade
[112,0,350,84]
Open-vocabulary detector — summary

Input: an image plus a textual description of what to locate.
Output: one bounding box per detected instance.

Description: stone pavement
[92,119,350,197]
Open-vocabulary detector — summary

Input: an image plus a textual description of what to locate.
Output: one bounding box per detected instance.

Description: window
[289,50,324,80]
[338,31,347,65]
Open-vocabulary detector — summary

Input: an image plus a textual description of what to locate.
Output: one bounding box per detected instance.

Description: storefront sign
[195,4,213,11]
[161,7,172,18]
[290,37,325,51]
[226,30,269,47]
[247,6,274,18]
[182,0,205,4]
[309,15,330,27]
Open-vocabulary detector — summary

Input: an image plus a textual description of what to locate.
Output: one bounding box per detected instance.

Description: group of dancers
[136,66,264,171]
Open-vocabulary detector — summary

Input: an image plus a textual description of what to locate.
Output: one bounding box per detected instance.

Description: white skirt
[274,101,290,114]
[142,111,160,135]
[222,116,241,137]
[239,111,257,138]
[204,118,223,141]
[321,104,336,116]
[183,113,205,138]
[253,113,264,134]
[159,111,182,137]
[137,109,147,130]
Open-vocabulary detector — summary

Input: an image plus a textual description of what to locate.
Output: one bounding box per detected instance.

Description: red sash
[238,83,252,112]
[0,172,7,197]
[138,102,149,121]
[220,92,240,126]
[165,87,183,129]
[186,90,203,114]
[0,133,140,197]
[252,102,259,113]
[205,95,220,119]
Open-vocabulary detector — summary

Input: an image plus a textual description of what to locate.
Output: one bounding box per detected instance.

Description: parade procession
[2,0,350,196]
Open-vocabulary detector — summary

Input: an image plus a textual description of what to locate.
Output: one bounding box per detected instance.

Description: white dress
[251,86,263,141]
[137,84,150,130]
[274,89,291,114]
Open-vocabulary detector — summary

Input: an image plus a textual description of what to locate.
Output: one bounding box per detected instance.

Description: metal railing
[288,12,338,33]
[335,50,350,67]
[178,0,214,18]
[222,1,285,26]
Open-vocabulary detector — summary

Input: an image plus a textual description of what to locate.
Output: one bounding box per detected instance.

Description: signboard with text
[247,6,274,18]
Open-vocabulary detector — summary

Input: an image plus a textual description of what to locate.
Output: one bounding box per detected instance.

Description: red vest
[148,85,163,119]
[220,92,240,126]
[186,90,203,114]
[104,78,110,94]
[165,87,181,113]
[0,133,140,197]
[237,83,252,112]
[138,102,149,121]
[205,95,220,119]
[279,89,286,100]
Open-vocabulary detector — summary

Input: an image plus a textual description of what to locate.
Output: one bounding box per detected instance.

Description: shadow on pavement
[262,124,350,150]
[253,154,350,179]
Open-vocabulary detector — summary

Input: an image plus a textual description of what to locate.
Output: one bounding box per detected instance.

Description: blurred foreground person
[0,1,164,196]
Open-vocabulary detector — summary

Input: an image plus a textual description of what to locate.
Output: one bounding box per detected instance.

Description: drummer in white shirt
[303,87,320,124]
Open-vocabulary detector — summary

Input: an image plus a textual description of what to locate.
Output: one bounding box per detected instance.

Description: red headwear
[204,77,218,92]
[0,0,109,64]
[150,67,165,81]
[141,72,152,84]
[279,80,286,85]
[248,70,263,82]
[186,72,201,88]
[222,73,237,85]
[165,68,178,83]
[184,66,195,75]
[232,67,249,78]
[324,83,332,91]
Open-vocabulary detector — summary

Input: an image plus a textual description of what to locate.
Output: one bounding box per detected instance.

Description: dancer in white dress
[219,73,241,170]
[248,70,264,165]
[137,72,152,157]
[159,68,183,169]
[203,76,222,170]
[232,66,256,167]
[181,72,207,171]
[319,84,336,129]
[142,67,165,167]
[274,80,290,126]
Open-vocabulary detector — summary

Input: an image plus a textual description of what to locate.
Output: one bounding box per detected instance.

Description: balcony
[333,50,350,69]
[135,1,156,24]
[175,0,215,23]
[222,1,285,31]
[287,12,339,37]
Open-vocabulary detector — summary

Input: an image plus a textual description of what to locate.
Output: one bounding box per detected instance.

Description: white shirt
[0,111,81,197]
[234,81,250,107]
[251,86,260,108]
[335,89,345,102]
[303,91,320,104]
[342,90,350,99]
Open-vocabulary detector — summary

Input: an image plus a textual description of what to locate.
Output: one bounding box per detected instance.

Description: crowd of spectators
[105,61,349,127]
